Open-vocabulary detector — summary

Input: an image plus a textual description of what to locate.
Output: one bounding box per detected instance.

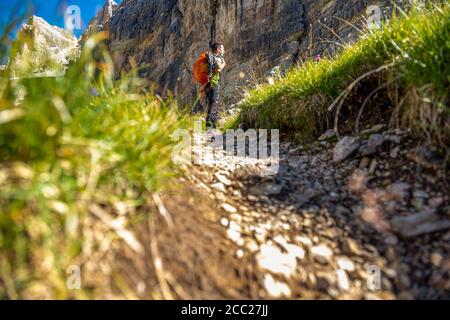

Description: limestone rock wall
[102,0,395,107]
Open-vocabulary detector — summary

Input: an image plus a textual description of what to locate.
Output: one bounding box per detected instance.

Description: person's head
[211,42,225,55]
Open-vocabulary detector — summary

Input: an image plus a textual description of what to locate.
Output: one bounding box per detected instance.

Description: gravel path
[179,126,450,299]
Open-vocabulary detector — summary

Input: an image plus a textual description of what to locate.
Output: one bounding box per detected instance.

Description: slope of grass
[236,2,449,145]
[0,34,189,299]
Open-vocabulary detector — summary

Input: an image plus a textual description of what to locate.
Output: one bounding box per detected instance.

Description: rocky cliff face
[99,0,393,106]
[11,16,79,77]
[83,0,118,39]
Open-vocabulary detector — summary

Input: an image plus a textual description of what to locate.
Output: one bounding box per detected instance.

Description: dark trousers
[205,83,220,128]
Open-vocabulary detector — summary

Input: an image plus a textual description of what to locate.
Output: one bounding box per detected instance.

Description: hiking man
[193,42,226,129]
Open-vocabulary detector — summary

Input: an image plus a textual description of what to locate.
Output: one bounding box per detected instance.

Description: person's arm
[217,58,226,72]
[213,55,226,73]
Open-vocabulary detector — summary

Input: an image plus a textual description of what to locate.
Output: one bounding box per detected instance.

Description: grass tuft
[237,2,450,146]
[0,26,189,298]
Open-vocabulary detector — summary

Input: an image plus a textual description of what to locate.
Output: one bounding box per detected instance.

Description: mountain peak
[27,15,77,41]
[82,0,118,39]
[10,15,79,77]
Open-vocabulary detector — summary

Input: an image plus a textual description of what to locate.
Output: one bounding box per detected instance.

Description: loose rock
[311,244,334,264]
[333,136,359,162]
[390,210,450,238]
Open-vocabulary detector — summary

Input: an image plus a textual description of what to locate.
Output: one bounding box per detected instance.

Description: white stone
[336,270,350,291]
[214,172,232,186]
[310,244,333,264]
[263,274,292,298]
[257,244,298,278]
[336,257,355,272]
[221,203,237,213]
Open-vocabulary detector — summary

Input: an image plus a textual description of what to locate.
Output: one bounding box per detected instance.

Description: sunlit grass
[237,2,449,145]
[0,29,189,298]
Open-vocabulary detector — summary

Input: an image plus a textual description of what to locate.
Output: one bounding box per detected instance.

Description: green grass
[0,33,189,299]
[236,2,450,144]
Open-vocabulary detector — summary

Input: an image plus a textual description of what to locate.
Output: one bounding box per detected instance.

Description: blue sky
[0,0,122,37]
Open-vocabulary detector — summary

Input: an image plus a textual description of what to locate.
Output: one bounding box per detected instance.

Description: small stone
[319,129,336,141]
[361,133,400,156]
[429,197,444,208]
[250,183,283,196]
[442,258,450,272]
[388,182,411,202]
[257,244,297,277]
[227,229,241,242]
[221,203,237,213]
[304,188,319,200]
[212,182,226,192]
[319,228,339,239]
[236,249,244,259]
[49,201,69,215]
[336,257,355,272]
[443,231,450,241]
[295,236,313,247]
[229,213,242,223]
[390,146,400,158]
[369,159,377,174]
[360,134,385,156]
[348,170,368,194]
[263,274,292,298]
[342,239,362,256]
[399,274,411,287]
[413,190,429,199]
[220,218,229,227]
[384,268,397,278]
[336,270,350,291]
[316,272,335,292]
[214,172,232,186]
[302,218,312,227]
[245,239,259,253]
[430,253,443,267]
[233,190,242,197]
[311,244,333,264]
[359,157,371,169]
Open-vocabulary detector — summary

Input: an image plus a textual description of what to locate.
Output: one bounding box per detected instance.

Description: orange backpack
[193,51,212,85]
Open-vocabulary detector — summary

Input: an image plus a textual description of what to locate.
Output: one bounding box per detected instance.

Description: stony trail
[142,126,450,300]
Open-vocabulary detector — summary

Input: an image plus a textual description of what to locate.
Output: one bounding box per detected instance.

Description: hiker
[192,42,226,129]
